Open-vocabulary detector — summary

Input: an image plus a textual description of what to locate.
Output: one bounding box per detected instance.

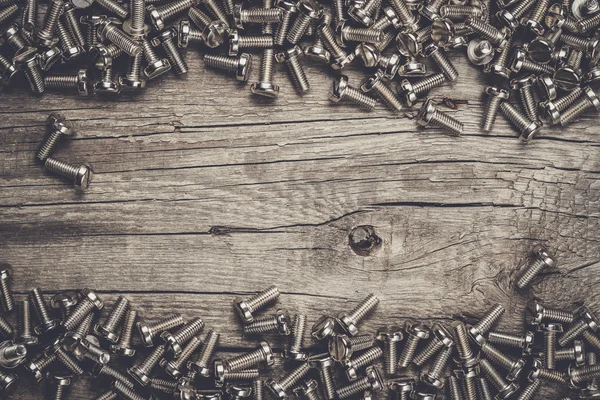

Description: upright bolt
[62,3,85,47]
[417,98,464,136]
[478,359,519,399]
[422,346,452,389]
[15,300,37,346]
[336,293,379,337]
[447,375,462,400]
[495,0,535,30]
[539,323,563,369]
[47,374,72,400]
[559,305,599,347]
[62,289,103,331]
[29,288,59,335]
[94,295,130,343]
[161,335,203,378]
[44,158,94,191]
[556,339,586,367]
[439,1,483,20]
[517,247,557,288]
[361,71,403,111]
[80,15,104,51]
[233,286,280,324]
[99,19,142,56]
[140,37,171,80]
[317,22,354,69]
[274,0,297,46]
[377,327,403,374]
[343,346,383,381]
[308,354,336,400]
[560,86,600,126]
[452,321,480,367]
[397,321,430,368]
[120,53,146,90]
[0,264,13,313]
[123,0,148,36]
[413,323,454,367]
[525,298,575,326]
[25,352,58,382]
[480,341,525,381]
[36,0,64,46]
[293,379,321,400]
[276,46,310,94]
[162,317,204,360]
[152,28,188,75]
[267,362,312,398]
[285,314,308,361]
[400,72,447,107]
[466,39,495,66]
[13,47,44,94]
[287,0,322,44]
[147,0,200,31]
[388,0,419,31]
[487,330,535,355]
[137,313,185,347]
[482,86,510,132]
[110,309,136,356]
[500,102,543,142]
[128,344,165,386]
[255,380,266,400]
[224,341,274,372]
[421,42,458,82]
[0,341,27,369]
[337,366,384,399]
[485,34,513,79]
[188,328,220,378]
[44,69,90,97]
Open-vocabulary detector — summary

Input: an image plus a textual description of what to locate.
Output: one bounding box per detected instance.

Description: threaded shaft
[94,391,118,400]
[30,288,53,326]
[141,37,160,63]
[481,342,516,371]
[413,338,443,367]
[588,352,599,388]
[129,0,145,32]
[83,341,110,363]
[349,346,383,369]
[360,0,382,18]
[501,102,532,133]
[478,377,493,400]
[0,316,12,337]
[96,0,128,18]
[35,352,58,371]
[482,95,504,131]
[571,364,600,383]
[23,63,45,94]
[172,335,203,368]
[376,30,394,51]
[290,315,307,353]
[74,312,93,338]
[555,347,575,361]
[479,359,506,390]
[85,22,99,50]
[373,81,403,111]
[545,308,575,325]
[245,315,280,335]
[320,367,336,400]
[150,378,177,393]
[241,8,281,23]
[465,18,503,46]
[117,310,136,348]
[338,377,370,399]
[188,7,211,28]
[519,86,538,121]
[54,384,67,400]
[426,345,452,378]
[6,27,30,52]
[487,331,524,348]
[559,319,589,346]
[113,380,146,400]
[341,86,377,110]
[45,158,80,180]
[521,60,555,75]
[227,347,267,371]
[100,364,135,387]
[285,55,310,93]
[254,379,264,400]
[223,369,261,381]
[319,23,346,59]
[567,48,583,70]
[544,331,557,369]
[492,35,512,67]
[560,96,596,126]
[454,322,474,362]
[194,329,219,375]
[185,26,206,45]
[577,12,600,32]
[332,0,344,25]
[204,0,228,24]
[171,317,204,345]
[348,294,379,324]
[474,304,505,334]
[156,0,194,22]
[238,35,274,49]
[510,0,535,18]
[63,7,85,47]
[536,368,567,384]
[23,0,38,32]
[16,300,33,340]
[104,25,141,56]
[57,20,80,52]
[516,379,539,400]
[440,4,482,19]
[431,109,464,135]
[389,0,416,28]
[279,362,311,390]
[162,38,188,74]
[125,53,143,82]
[138,344,165,373]
[288,14,310,44]
[528,0,548,24]
[39,0,63,38]
[448,376,463,400]
[103,296,130,334]
[431,50,458,81]
[44,76,78,91]
[583,331,600,351]
[275,11,293,45]
[56,348,84,375]
[342,27,382,43]
[0,4,17,25]
[412,73,446,97]
[398,336,419,367]
[383,339,398,374]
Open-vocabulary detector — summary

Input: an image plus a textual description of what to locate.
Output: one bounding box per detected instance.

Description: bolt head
[431,323,454,347]
[228,30,240,56]
[398,59,427,77]
[467,38,494,65]
[0,372,17,392]
[274,309,291,335]
[259,341,274,365]
[519,119,543,142]
[522,331,535,354]
[197,391,222,400]
[496,9,519,30]
[485,86,510,99]
[536,74,557,101]
[276,45,303,63]
[0,23,20,46]
[235,53,252,82]
[416,98,437,126]
[178,20,191,48]
[527,37,554,64]
[137,322,155,347]
[584,86,600,112]
[311,315,336,340]
[388,379,414,393]
[233,298,254,323]
[47,113,75,136]
[304,44,331,63]
[510,46,526,73]
[585,65,600,84]
[332,52,355,70]
[406,321,430,339]
[163,359,184,378]
[13,47,39,69]
[119,76,147,90]
[267,379,286,398]
[528,358,542,381]
[534,246,557,268]
[128,365,152,386]
[510,74,536,90]
[421,373,443,389]
[573,340,586,366]
[94,323,120,343]
[276,0,297,12]
[521,17,545,36]
[365,366,384,390]
[284,348,308,361]
[354,43,379,68]
[554,67,581,92]
[545,4,565,29]
[147,6,165,31]
[361,71,383,93]
[431,18,454,46]
[336,314,358,337]
[329,334,352,361]
[308,353,334,369]
[376,326,403,343]
[227,385,252,399]
[144,59,171,80]
[396,30,420,57]
[161,331,183,359]
[110,343,136,357]
[233,4,244,29]
[496,382,519,399]
[506,358,526,381]
[0,263,13,281]
[203,21,228,49]
[80,288,103,310]
[347,5,372,26]
[293,379,318,398]
[420,41,439,58]
[418,3,438,21]
[345,365,358,381]
[579,305,600,330]
[525,299,545,325]
[25,361,44,382]
[297,0,322,19]
[94,79,121,96]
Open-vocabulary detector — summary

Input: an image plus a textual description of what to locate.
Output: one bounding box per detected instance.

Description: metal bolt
[559,86,600,126]
[152,28,188,75]
[421,346,452,389]
[294,379,321,400]
[516,379,541,400]
[481,341,525,381]
[22,0,38,35]
[123,0,148,36]
[500,102,543,142]
[521,0,550,35]
[376,327,403,374]
[267,362,312,398]
[439,1,483,20]
[29,288,59,335]
[348,0,383,26]
[413,323,454,367]
[447,375,463,400]
[56,20,85,61]
[536,74,557,103]
[511,75,538,121]
[276,46,310,94]
[1,23,30,53]
[80,15,104,51]
[422,41,458,81]
[487,330,535,355]
[137,313,184,347]
[44,69,90,97]
[214,364,260,387]
[312,316,337,341]
[580,352,600,397]
[140,37,171,80]
[0,53,17,86]
[233,5,282,29]
[372,6,401,30]
[94,295,130,343]
[308,354,336,399]
[287,0,322,44]
[90,362,135,387]
[24,352,58,382]
[203,0,228,24]
[120,53,146,90]
[0,370,17,393]
[95,0,128,19]
[36,0,64,46]
[228,30,273,56]
[478,359,520,399]
[361,71,402,111]
[482,86,510,132]
[525,298,575,326]
[109,309,136,356]
[47,374,72,400]
[397,321,429,368]
[244,309,291,336]
[62,288,103,331]
[336,20,382,46]
[511,46,555,75]
[147,0,199,31]
[416,98,464,136]
[577,10,600,32]
[559,305,599,347]
[304,12,331,63]
[161,317,204,360]
[233,286,280,324]
[538,322,563,369]
[225,341,274,372]
[274,0,297,46]
[337,366,384,399]
[466,39,494,65]
[343,346,383,381]
[13,47,44,94]
[465,16,509,48]
[44,158,94,190]
[99,19,142,56]
[478,377,493,400]
[0,264,13,314]
[62,312,93,352]
[15,300,37,346]
[452,321,480,367]
[318,22,354,69]
[330,334,374,363]
[112,379,147,400]
[203,53,251,82]
[188,328,220,378]
[400,72,446,107]
[178,18,228,49]
[418,0,445,20]
[396,25,431,57]
[495,0,536,30]
[388,379,415,400]
[53,346,85,375]
[128,344,165,386]
[528,28,561,65]
[227,385,253,400]
[63,3,85,47]
[0,341,26,369]
[556,339,586,367]
[336,293,379,337]
[285,314,308,361]
[388,0,419,31]
[74,336,111,364]
[161,334,203,378]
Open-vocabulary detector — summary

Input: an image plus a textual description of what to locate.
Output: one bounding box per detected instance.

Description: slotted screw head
[416,98,436,126]
[554,66,582,92]
[388,379,414,396]
[537,74,557,101]
[431,18,454,46]
[354,43,379,67]
[312,316,336,340]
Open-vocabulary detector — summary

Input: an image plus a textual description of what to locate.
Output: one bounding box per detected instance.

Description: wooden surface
[1,46,599,400]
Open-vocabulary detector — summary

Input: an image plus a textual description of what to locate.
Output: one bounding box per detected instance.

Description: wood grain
[1,46,599,400]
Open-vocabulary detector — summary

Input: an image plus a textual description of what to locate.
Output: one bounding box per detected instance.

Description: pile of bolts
[0,247,597,399]
[1,0,600,139]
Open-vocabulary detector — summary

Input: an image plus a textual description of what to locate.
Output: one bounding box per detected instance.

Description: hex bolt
[99,19,142,56]
[318,22,354,69]
[396,25,432,57]
[559,306,599,347]
[397,321,430,368]
[478,359,519,399]
[376,327,403,374]
[233,286,280,324]
[44,158,94,191]
[559,86,600,126]
[233,5,282,29]
[335,293,379,337]
[25,352,58,382]
[372,7,400,31]
[487,330,534,355]
[308,354,336,399]
[80,16,104,51]
[96,0,128,18]
[388,0,419,31]
[15,300,37,346]
[0,264,13,313]
[161,335,203,378]
[400,72,446,107]
[188,328,219,378]
[178,18,227,49]
[276,46,310,94]
[94,295,130,343]
[495,0,535,30]
[413,323,454,367]
[480,341,525,381]
[287,0,322,44]
[516,379,541,400]
[312,316,337,341]
[13,47,44,94]
[137,313,184,347]
[140,37,171,80]
[128,344,165,386]
[162,317,204,360]
[90,363,135,387]
[215,365,260,387]
[0,341,26,369]
[485,34,513,79]
[293,379,321,400]
[511,75,538,121]
[57,21,85,61]
[36,0,64,46]
[439,2,483,20]
[337,366,384,399]
[152,28,188,75]
[62,289,104,331]
[482,86,510,132]
[285,314,308,360]
[555,339,586,366]
[348,0,383,27]
[511,47,555,75]
[343,346,383,381]
[521,0,549,35]
[47,374,72,400]
[110,309,137,356]
[447,375,463,400]
[417,98,464,136]
[225,341,274,372]
[389,379,415,400]
[526,299,575,326]
[465,16,509,48]
[62,312,94,351]
[22,0,38,34]
[274,0,296,46]
[267,362,312,398]
[29,288,59,335]
[203,0,228,24]
[2,23,30,53]
[500,102,543,142]
[62,3,85,47]
[421,346,452,389]
[452,321,480,367]
[147,0,199,31]
[112,379,147,400]
[44,69,90,97]
[120,53,146,90]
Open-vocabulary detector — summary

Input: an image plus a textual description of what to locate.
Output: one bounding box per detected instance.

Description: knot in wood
[348,225,381,256]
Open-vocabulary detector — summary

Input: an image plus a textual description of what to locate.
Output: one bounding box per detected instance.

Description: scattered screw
[416,98,464,136]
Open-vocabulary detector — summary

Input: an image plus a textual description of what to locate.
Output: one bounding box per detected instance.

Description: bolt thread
[389,0,416,28]
[559,319,589,346]
[341,86,377,110]
[138,344,165,373]
[254,379,264,400]
[482,95,503,131]
[285,55,310,93]
[238,35,274,49]
[555,348,575,361]
[431,109,464,135]
[448,376,463,400]
[454,322,474,362]
[383,339,398,374]
[481,342,516,371]
[398,336,419,367]
[57,21,79,52]
[223,369,261,381]
[101,364,135,387]
[125,53,144,82]
[85,23,99,49]
[519,87,538,121]
[577,12,600,32]
[319,367,336,400]
[426,345,452,378]
[319,23,346,58]
[172,335,203,368]
[563,17,578,32]
[350,346,383,369]
[129,0,145,32]
[567,49,584,70]
[183,26,204,45]
[479,359,505,390]
[23,0,38,32]
[227,347,267,371]
[204,0,228,23]
[412,73,446,97]
[536,368,567,384]
[493,35,512,67]
[288,14,310,44]
[94,391,118,400]
[97,0,128,18]
[487,331,523,348]
[157,0,194,22]
[361,0,382,17]
[44,75,78,90]
[172,317,204,344]
[246,286,280,314]
[501,102,533,133]
[103,296,130,334]
[528,0,549,24]
[465,18,502,45]
[342,27,382,43]
[348,335,375,352]
[141,38,161,63]
[373,81,403,111]
[54,385,66,400]
[431,50,458,81]
[544,331,557,369]
[45,158,80,180]
[474,304,505,334]
[509,0,535,18]
[521,59,555,75]
[63,8,85,47]
[162,38,188,74]
[118,310,137,348]
[375,30,394,51]
[189,7,211,29]
[6,28,30,52]
[275,11,293,45]
[279,362,311,390]
[440,4,482,19]
[84,341,110,363]
[105,25,142,56]
[242,8,281,23]
[289,315,306,353]
[194,329,219,374]
[75,312,94,337]
[262,0,273,34]
[544,307,575,324]
[39,0,63,38]
[583,331,600,351]
[245,315,280,335]
[413,338,443,366]
[587,352,599,388]
[16,300,32,339]
[333,0,344,25]
[517,259,548,288]
[516,379,540,400]
[23,63,45,94]
[35,353,58,371]
[337,377,370,399]
[113,380,146,400]
[372,15,391,31]
[30,288,53,326]
[0,280,12,315]
[348,294,379,323]
[560,95,596,126]
[0,316,11,338]
[56,349,84,375]
[257,48,275,83]
[571,364,600,383]
[478,377,493,400]
[150,378,176,392]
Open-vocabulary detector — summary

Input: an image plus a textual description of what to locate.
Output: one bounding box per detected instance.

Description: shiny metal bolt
[336,293,379,337]
[147,0,200,31]
[188,328,220,378]
[112,379,147,400]
[44,158,94,191]
[421,346,452,389]
[267,362,312,398]
[482,86,510,131]
[466,39,494,65]
[38,115,75,163]
[214,365,260,387]
[500,102,543,142]
[559,305,599,347]
[29,288,59,335]
[337,366,384,399]
[36,0,64,46]
[400,72,446,107]
[481,341,525,381]
[13,47,44,94]
[161,334,203,378]
[465,16,509,48]
[344,346,383,381]
[452,321,480,367]
[137,313,184,347]
[377,327,403,374]
[152,28,188,75]
[128,344,165,386]
[511,75,538,121]
[318,22,354,69]
[348,0,383,26]
[362,71,403,111]
[308,354,336,400]
[94,295,130,343]
[487,330,534,355]
[389,378,415,400]
[224,341,274,372]
[161,317,204,360]
[398,321,430,368]
[287,0,322,44]
[495,0,535,30]
[388,0,419,31]
[110,309,136,356]
[62,288,103,331]
[120,53,146,90]
[416,98,464,136]
[285,314,308,361]
[233,286,280,324]
[179,17,228,48]
[516,247,557,289]
[47,374,72,400]
[526,298,575,326]
[141,37,171,80]
[98,19,142,56]
[539,323,563,369]
[330,333,374,363]
[559,86,600,126]
[511,47,555,75]
[0,341,26,369]
[233,4,282,29]
[422,41,458,81]
[0,264,13,313]
[44,69,90,97]
[413,323,454,367]
[556,339,586,367]
[15,300,37,346]
[57,20,84,61]
[293,379,321,400]
[95,0,128,19]
[478,359,519,399]
[276,46,310,94]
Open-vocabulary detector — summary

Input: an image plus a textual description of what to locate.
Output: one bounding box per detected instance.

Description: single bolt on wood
[44,158,94,192]
[500,102,542,142]
[233,285,280,324]
[329,75,377,110]
[525,298,574,326]
[516,247,557,289]
[417,98,464,136]
[336,293,380,337]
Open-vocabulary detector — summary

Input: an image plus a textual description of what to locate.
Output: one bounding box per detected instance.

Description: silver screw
[456,366,481,400]
[287,0,322,44]
[525,298,575,326]
[330,333,375,362]
[555,339,586,366]
[285,314,308,361]
[47,374,72,400]
[347,0,383,27]
[140,37,171,80]
[204,53,252,82]
[478,377,494,400]
[482,86,510,132]
[63,2,85,47]
[388,0,419,31]
[478,359,519,399]
[495,0,536,30]
[465,16,509,48]
[62,312,94,351]
[274,0,297,46]
[413,323,454,367]
[312,316,337,341]
[233,286,280,324]
[516,247,557,289]
[398,321,430,368]
[560,86,600,126]
[137,313,185,347]
[147,0,200,31]
[13,47,44,94]
[511,46,555,75]
[559,305,599,347]
[74,336,111,364]
[62,288,104,331]
[447,375,463,400]
[276,45,310,94]
[15,300,37,346]
[344,346,383,381]
[36,0,64,46]
[162,317,204,360]
[583,330,600,352]
[452,321,480,367]
[188,328,220,378]
[422,41,458,81]
[224,341,274,372]
[56,20,85,61]
[336,293,379,337]
[22,0,38,35]
[80,15,105,51]
[336,20,382,46]
[389,378,415,400]
[95,0,128,19]
[372,7,401,31]
[500,102,543,142]
[128,344,166,386]
[487,330,535,355]
[29,288,59,335]
[123,0,148,36]
[233,5,282,29]
[203,0,229,24]
[90,363,135,387]
[161,334,203,378]
[227,385,253,400]
[53,347,85,375]
[521,0,550,35]
[228,30,274,56]
[244,309,291,336]
[468,303,505,344]
[179,18,228,49]
[94,295,130,344]
[304,13,331,63]
[152,28,188,75]
[421,346,452,389]
[580,352,600,397]
[0,341,27,369]
[44,69,90,97]
[50,291,79,319]
[480,341,525,381]
[511,75,538,121]
[112,379,147,400]
[337,366,384,399]
[361,71,403,111]
[44,158,94,191]
[466,39,495,65]
[2,23,32,53]
[317,22,355,69]
[24,352,58,382]
[98,19,142,57]
[214,365,260,387]
[0,53,17,86]
[400,72,446,107]
[267,362,312,398]
[110,309,137,356]
[529,358,568,384]
[484,33,513,79]
[577,9,600,32]
[376,327,403,374]
[308,354,336,399]
[120,53,146,90]
[516,379,541,400]
[439,2,484,19]
[0,264,13,314]
[416,98,464,136]
[293,379,322,400]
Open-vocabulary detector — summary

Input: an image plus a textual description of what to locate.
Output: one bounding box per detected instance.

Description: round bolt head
[47,113,75,136]
[485,62,511,79]
[527,37,554,64]
[554,67,581,91]
[537,74,557,101]
[336,314,358,336]
[506,358,526,381]
[297,0,322,19]
[431,323,454,347]
[519,119,543,142]
[579,305,600,330]
[47,373,72,386]
[312,315,336,340]
[197,391,222,400]
[0,23,20,46]
[431,18,454,46]
[233,298,254,323]
[128,365,152,386]
[203,21,228,49]
[275,45,303,63]
[235,53,252,82]
[137,322,155,347]
[535,246,556,268]
[284,348,308,361]
[251,82,280,98]
[485,86,510,99]
[467,39,494,65]
[122,19,150,37]
[227,385,252,399]
[304,45,331,63]
[267,379,286,398]
[144,59,171,80]
[510,74,536,90]
[365,366,384,390]
[329,334,353,361]
[163,359,184,378]
[583,86,600,112]
[510,47,526,73]
[396,30,420,57]
[348,6,373,26]
[308,353,334,369]
[420,41,438,58]
[376,326,403,342]
[354,43,379,68]
[381,54,401,79]
[421,373,443,389]
[110,343,136,356]
[94,80,121,96]
[406,321,430,339]
[416,96,436,125]
[178,20,191,48]
[525,299,545,325]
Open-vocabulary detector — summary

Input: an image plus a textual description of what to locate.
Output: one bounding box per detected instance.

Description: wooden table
[1,49,598,399]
